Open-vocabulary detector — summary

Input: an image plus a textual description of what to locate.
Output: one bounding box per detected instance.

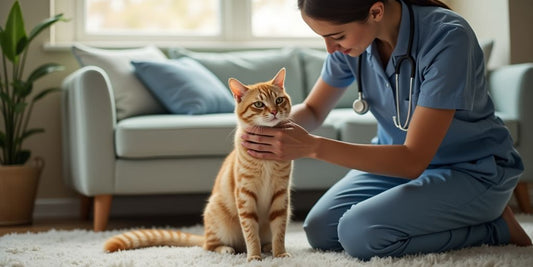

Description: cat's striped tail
[103,229,204,252]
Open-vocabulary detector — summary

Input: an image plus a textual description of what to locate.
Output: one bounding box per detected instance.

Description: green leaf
[16,128,44,145]
[15,35,28,55]
[27,63,64,84]
[27,14,67,45]
[1,1,27,63]
[0,91,12,104]
[0,25,4,51]
[12,79,32,98]
[0,3,69,166]
[13,102,27,113]
[33,87,60,102]
[15,149,30,165]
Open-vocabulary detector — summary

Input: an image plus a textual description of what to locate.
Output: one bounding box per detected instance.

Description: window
[52,0,321,47]
[251,0,315,38]
[84,0,221,37]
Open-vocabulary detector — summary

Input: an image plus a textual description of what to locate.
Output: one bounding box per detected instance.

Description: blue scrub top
[321,1,523,171]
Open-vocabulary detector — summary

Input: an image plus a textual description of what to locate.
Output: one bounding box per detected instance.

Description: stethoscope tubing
[353,0,416,132]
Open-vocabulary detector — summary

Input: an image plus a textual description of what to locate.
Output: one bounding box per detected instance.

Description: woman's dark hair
[297,0,450,24]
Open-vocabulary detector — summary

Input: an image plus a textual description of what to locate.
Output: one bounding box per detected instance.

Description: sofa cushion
[324,109,518,147]
[132,58,235,115]
[168,47,306,104]
[115,114,338,158]
[325,109,378,144]
[72,44,167,120]
[116,114,236,158]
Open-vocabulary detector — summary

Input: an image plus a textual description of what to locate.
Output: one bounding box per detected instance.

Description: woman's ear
[369,1,385,22]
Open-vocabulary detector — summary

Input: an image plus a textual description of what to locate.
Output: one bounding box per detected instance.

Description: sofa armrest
[488,63,533,120]
[61,66,117,195]
[488,63,533,181]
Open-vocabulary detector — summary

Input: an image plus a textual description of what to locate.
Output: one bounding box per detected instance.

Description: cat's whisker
[227,127,237,143]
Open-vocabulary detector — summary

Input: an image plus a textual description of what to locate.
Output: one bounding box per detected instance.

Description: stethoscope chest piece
[353,93,369,114]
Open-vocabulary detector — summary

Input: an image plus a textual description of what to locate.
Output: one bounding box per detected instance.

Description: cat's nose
[270,110,278,116]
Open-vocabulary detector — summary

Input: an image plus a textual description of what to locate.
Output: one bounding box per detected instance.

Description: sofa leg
[94,194,112,231]
[514,182,532,214]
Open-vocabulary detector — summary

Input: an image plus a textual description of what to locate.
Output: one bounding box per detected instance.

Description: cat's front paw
[247,255,262,262]
[274,252,291,258]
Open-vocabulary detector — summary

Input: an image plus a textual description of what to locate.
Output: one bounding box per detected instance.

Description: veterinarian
[240,0,532,260]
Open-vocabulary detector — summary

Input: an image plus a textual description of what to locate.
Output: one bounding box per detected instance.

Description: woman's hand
[241,121,318,161]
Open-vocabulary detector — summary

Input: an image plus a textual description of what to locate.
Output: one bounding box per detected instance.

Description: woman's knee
[337,205,394,260]
[303,207,343,251]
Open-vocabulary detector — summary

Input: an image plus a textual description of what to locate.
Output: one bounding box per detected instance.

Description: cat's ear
[271,67,286,90]
[228,78,248,103]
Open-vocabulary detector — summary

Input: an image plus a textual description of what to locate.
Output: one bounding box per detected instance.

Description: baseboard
[32,190,325,220]
[32,194,211,220]
[33,198,80,219]
[34,185,533,219]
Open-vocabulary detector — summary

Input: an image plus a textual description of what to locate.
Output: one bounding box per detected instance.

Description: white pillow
[72,44,167,120]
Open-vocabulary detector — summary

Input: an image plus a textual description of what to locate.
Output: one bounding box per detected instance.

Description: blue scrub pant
[303,163,521,260]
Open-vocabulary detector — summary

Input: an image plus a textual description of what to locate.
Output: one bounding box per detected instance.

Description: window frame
[50,0,323,49]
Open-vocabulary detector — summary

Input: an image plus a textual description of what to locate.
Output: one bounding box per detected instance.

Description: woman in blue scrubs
[240,0,532,259]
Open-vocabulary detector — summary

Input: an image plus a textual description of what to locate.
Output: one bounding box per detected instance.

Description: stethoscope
[353,1,416,132]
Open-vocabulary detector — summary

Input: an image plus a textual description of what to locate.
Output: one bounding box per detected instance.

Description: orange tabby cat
[104,68,293,262]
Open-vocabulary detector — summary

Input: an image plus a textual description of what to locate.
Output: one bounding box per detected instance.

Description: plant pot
[0,157,44,225]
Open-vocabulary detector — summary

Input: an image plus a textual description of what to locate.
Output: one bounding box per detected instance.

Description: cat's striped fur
[104,68,293,262]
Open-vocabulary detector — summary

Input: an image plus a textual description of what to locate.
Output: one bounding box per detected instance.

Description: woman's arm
[241,105,455,179]
[289,77,347,131]
[311,106,454,178]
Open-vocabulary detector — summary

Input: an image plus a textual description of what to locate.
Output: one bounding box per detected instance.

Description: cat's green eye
[253,101,265,108]
[276,97,284,105]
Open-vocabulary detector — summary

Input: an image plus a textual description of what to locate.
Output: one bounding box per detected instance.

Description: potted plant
[0,1,67,225]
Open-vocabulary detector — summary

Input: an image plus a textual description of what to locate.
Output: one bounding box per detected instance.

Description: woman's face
[301,11,378,57]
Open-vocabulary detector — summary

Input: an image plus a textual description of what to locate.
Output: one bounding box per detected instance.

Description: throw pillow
[131,58,235,115]
[168,47,306,104]
[72,43,168,120]
[479,39,494,70]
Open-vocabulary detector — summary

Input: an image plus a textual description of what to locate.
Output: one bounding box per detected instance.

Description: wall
[1,0,532,217]
[508,0,533,64]
[447,0,533,67]
[446,0,510,69]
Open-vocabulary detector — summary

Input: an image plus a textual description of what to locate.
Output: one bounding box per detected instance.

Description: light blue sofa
[61,44,533,231]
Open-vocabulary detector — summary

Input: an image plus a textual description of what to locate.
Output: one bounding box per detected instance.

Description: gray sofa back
[168,47,359,109]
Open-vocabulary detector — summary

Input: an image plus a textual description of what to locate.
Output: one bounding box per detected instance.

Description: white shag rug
[2,215,533,267]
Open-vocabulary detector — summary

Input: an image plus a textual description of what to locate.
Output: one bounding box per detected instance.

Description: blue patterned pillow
[131,58,235,115]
